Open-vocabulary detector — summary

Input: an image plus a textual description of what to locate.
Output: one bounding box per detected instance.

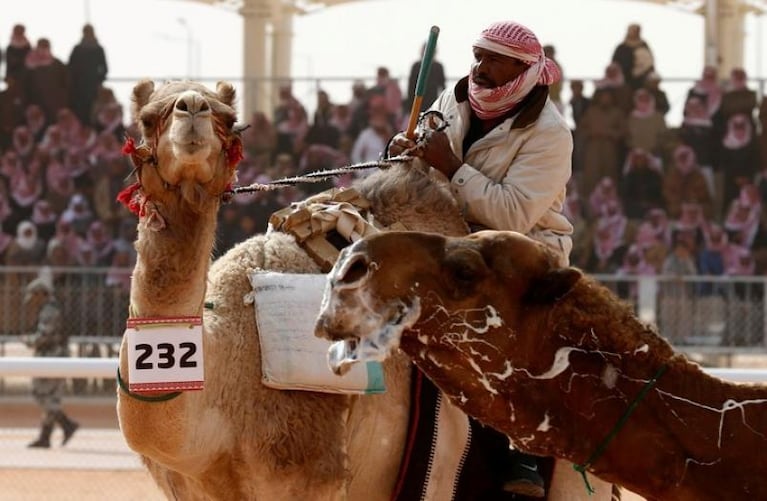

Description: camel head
[120,80,242,219]
[315,230,583,375]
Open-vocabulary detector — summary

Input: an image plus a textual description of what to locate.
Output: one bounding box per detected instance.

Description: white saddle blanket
[246,271,385,394]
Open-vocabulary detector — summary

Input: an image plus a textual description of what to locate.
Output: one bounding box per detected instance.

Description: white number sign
[125,316,204,392]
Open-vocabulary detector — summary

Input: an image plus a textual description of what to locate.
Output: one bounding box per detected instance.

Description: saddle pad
[246,271,385,394]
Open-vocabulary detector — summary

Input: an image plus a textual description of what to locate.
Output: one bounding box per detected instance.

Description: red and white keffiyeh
[468,21,561,120]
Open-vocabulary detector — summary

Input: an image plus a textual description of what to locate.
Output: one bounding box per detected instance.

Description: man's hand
[388,130,463,179]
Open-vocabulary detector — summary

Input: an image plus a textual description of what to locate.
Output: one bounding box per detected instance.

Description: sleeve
[450,122,573,233]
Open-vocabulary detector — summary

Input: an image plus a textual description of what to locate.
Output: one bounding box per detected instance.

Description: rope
[573,364,668,495]
[116,367,182,403]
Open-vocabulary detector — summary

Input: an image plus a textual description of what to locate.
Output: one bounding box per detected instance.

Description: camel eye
[338,255,368,284]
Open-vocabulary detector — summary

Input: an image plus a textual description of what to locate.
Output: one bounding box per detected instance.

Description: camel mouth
[326,297,422,376]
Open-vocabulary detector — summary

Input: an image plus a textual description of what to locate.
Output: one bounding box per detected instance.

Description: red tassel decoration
[116,182,144,216]
[122,137,137,156]
[226,138,243,169]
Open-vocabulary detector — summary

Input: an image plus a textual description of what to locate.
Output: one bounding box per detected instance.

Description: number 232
[135,342,198,370]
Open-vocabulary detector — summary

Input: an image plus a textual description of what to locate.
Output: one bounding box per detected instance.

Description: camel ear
[131,79,155,118]
[216,81,236,107]
[525,267,582,304]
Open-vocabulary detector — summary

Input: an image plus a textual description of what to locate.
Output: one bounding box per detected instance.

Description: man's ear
[524,268,582,304]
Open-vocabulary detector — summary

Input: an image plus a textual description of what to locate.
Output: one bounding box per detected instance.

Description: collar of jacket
[453,76,550,130]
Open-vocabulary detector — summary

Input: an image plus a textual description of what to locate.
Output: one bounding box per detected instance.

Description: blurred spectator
[273,84,308,161]
[30,199,58,242]
[4,24,31,81]
[24,104,47,142]
[717,113,761,210]
[0,74,26,150]
[615,243,656,301]
[6,220,46,265]
[611,23,655,90]
[351,114,391,166]
[372,66,403,127]
[660,229,698,342]
[105,249,133,294]
[84,220,115,266]
[642,72,670,116]
[760,96,767,170]
[24,38,70,125]
[717,67,758,134]
[620,148,664,220]
[634,212,671,272]
[588,176,622,220]
[723,185,761,248]
[403,43,446,117]
[92,101,124,140]
[241,111,277,162]
[594,62,633,114]
[697,223,728,278]
[68,24,108,126]
[569,79,590,176]
[48,218,82,265]
[677,97,716,186]
[578,88,627,199]
[626,88,666,155]
[584,200,629,273]
[687,65,722,119]
[60,193,94,237]
[543,45,564,113]
[304,90,341,150]
[663,144,713,219]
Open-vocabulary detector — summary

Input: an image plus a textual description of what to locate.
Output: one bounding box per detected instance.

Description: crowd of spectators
[1,21,767,292]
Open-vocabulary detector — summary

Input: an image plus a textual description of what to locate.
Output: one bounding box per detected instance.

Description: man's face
[471,47,529,88]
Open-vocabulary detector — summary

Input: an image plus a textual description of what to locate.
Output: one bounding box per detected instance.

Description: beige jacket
[420,79,574,265]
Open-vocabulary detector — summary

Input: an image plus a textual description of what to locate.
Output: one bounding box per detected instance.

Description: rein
[573,363,668,494]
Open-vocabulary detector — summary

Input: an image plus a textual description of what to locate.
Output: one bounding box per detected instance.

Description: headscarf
[468,21,561,120]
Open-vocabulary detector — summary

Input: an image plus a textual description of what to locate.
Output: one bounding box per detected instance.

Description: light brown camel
[115,79,464,500]
[315,229,767,501]
[116,79,612,500]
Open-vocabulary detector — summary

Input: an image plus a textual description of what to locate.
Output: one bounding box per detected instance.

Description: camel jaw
[322,296,422,376]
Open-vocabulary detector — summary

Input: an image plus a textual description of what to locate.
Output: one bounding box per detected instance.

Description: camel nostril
[199,101,210,112]
[176,99,189,113]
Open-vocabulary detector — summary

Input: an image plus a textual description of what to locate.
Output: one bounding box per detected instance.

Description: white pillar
[240,0,272,120]
[704,0,748,77]
[271,1,295,110]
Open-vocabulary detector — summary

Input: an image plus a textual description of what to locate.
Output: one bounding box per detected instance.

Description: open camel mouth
[323,297,422,376]
[317,242,423,375]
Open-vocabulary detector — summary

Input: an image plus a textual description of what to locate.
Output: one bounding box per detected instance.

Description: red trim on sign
[127,316,203,328]
[129,381,204,392]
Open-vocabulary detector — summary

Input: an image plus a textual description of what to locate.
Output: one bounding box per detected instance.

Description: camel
[116,79,611,500]
[315,229,767,501]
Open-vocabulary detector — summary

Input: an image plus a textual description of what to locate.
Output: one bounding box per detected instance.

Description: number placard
[125,317,204,392]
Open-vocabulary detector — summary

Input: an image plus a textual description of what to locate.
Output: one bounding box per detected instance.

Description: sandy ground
[0,397,165,501]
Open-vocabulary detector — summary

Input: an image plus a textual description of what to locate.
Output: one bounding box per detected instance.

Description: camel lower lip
[328,339,360,376]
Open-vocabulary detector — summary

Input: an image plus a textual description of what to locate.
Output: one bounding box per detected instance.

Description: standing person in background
[372,66,403,128]
[68,24,108,127]
[402,43,446,118]
[543,44,564,113]
[24,268,79,448]
[389,20,584,499]
[4,24,31,82]
[24,38,69,125]
[611,23,655,90]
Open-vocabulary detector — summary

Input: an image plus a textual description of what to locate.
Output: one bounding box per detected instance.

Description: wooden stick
[405,26,440,139]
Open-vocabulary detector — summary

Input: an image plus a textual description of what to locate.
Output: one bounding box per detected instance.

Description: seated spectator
[584,200,630,273]
[626,88,667,155]
[241,111,277,162]
[569,79,591,175]
[30,199,58,242]
[698,223,729,278]
[718,113,761,210]
[588,176,622,220]
[662,144,713,220]
[632,217,669,273]
[578,88,627,199]
[620,148,665,220]
[84,220,115,267]
[723,185,761,249]
[350,114,391,167]
[5,220,46,265]
[60,193,94,237]
[716,67,758,136]
[615,243,656,301]
[304,90,341,150]
[594,62,634,114]
[660,229,698,343]
[687,65,722,119]
[726,246,756,276]
[642,72,670,115]
[371,66,402,127]
[93,101,125,140]
[677,97,716,201]
[24,104,47,142]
